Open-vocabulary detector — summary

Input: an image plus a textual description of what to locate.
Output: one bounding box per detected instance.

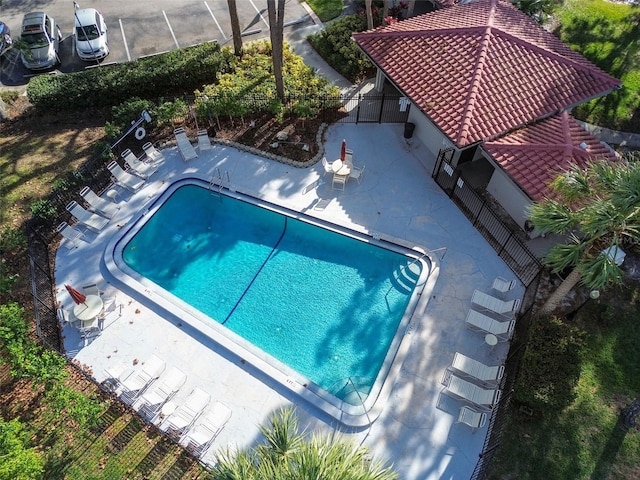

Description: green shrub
[155,98,189,127]
[29,200,57,222]
[0,417,44,480]
[195,41,339,126]
[0,227,27,252]
[0,302,68,391]
[44,383,105,428]
[105,97,157,139]
[308,15,374,83]
[514,316,585,412]
[27,42,233,112]
[0,90,20,105]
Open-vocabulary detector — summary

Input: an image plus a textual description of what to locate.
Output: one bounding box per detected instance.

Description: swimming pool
[107,179,432,426]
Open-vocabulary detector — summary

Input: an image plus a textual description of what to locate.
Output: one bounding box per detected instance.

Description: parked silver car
[74,7,109,61]
[20,12,62,70]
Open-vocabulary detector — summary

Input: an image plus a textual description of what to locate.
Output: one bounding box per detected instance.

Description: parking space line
[249,0,270,28]
[204,1,227,39]
[119,19,131,62]
[163,10,180,49]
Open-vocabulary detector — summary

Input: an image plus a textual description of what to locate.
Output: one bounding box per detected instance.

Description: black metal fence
[186,92,411,126]
[432,148,543,287]
[469,275,540,480]
[431,148,545,479]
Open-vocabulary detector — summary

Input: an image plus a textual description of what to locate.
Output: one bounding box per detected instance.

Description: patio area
[55,123,523,479]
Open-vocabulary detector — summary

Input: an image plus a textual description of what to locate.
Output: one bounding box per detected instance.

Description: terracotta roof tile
[483,112,617,201]
[353,0,621,148]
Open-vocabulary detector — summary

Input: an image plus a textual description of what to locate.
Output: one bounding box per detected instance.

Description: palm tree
[528,158,640,315]
[365,0,374,30]
[227,0,243,56]
[267,0,285,102]
[210,407,398,479]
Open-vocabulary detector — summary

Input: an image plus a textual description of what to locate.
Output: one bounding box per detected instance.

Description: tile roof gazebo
[352,0,621,231]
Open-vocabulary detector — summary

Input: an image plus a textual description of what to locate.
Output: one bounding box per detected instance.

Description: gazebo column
[375,69,385,92]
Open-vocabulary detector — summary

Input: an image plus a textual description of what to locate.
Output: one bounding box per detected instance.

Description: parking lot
[0,0,314,87]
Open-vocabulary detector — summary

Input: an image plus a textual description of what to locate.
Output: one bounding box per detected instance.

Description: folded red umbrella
[65,284,86,305]
[340,139,347,162]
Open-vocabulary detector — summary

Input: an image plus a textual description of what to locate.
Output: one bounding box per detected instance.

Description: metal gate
[338,93,411,124]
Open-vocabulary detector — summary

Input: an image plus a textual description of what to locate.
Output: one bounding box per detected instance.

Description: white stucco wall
[485,164,534,234]
[407,109,452,157]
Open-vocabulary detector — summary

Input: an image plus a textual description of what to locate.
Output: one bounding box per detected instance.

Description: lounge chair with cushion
[79,186,119,218]
[174,128,198,161]
[182,402,232,456]
[471,290,520,318]
[142,142,165,164]
[138,366,187,420]
[456,405,487,432]
[465,309,515,339]
[442,371,502,409]
[449,352,505,385]
[122,148,158,179]
[491,276,517,299]
[107,161,146,192]
[119,354,166,404]
[56,221,86,249]
[164,387,210,437]
[66,201,110,233]
[197,130,212,152]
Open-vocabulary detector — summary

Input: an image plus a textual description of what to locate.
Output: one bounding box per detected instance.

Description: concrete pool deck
[55,123,524,479]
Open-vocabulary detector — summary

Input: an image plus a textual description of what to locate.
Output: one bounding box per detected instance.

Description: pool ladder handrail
[210,168,231,193]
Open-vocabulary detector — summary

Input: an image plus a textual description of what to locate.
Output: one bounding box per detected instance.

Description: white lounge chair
[107,161,145,192]
[142,142,165,164]
[332,173,347,191]
[56,221,85,249]
[164,387,210,437]
[66,201,110,233]
[174,127,198,161]
[119,355,166,404]
[79,186,119,218]
[471,290,520,317]
[349,164,365,184]
[456,405,487,432]
[197,130,212,151]
[491,276,516,299]
[450,352,505,385]
[121,148,158,179]
[183,402,232,456]
[82,283,102,296]
[321,157,332,177]
[465,309,515,339]
[345,149,353,165]
[443,371,501,409]
[138,366,187,420]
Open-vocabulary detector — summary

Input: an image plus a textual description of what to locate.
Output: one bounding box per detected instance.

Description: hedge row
[27,42,234,112]
[308,15,375,83]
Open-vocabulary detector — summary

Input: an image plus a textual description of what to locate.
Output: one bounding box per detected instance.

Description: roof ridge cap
[456,2,498,145]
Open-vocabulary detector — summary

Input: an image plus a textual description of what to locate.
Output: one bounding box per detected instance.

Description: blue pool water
[122,184,423,402]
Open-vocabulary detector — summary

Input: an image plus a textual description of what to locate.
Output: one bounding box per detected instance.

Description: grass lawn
[305,0,344,21]
[552,0,640,132]
[489,285,640,480]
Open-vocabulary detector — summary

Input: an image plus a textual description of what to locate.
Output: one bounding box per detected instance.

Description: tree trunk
[407,0,416,18]
[382,0,389,20]
[538,267,582,316]
[227,0,243,56]
[267,0,285,102]
[365,0,374,30]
